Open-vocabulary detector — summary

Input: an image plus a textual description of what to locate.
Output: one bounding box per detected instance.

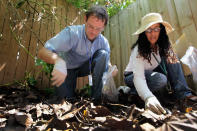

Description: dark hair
[85,5,108,26]
[132,24,178,64]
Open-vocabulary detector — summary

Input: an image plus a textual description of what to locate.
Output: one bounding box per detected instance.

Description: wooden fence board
[109,15,122,85]
[133,1,142,33]
[174,0,197,48]
[1,2,21,84]
[165,0,182,44]
[119,9,129,73]
[127,4,138,47]
[41,0,53,89]
[126,4,134,51]
[188,0,197,40]
[156,0,176,43]
[13,4,29,84]
[6,11,21,83]
[25,0,40,81]
[138,0,150,16]
[148,0,159,12]
[31,0,45,88]
[0,0,7,83]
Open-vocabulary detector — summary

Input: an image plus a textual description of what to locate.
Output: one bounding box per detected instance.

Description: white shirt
[125,45,161,101]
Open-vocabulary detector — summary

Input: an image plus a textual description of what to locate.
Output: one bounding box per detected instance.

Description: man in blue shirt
[38,5,117,102]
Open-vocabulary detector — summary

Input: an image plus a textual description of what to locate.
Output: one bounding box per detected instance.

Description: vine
[0,0,55,91]
[65,0,136,17]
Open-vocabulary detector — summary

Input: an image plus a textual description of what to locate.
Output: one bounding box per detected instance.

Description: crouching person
[124,13,197,115]
[38,5,117,103]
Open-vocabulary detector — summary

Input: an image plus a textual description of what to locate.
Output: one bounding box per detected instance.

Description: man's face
[85,15,105,41]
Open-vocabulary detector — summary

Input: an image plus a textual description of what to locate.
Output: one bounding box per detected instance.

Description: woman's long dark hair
[131,24,178,64]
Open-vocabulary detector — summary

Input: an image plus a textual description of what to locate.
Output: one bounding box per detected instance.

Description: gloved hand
[51,58,67,87]
[109,65,118,77]
[112,65,118,77]
[145,96,166,115]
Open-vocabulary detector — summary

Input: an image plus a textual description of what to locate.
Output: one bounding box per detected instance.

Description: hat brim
[132,21,174,35]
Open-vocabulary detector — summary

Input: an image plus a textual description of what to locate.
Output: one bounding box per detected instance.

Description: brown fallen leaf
[15,112,33,127]
[59,105,85,120]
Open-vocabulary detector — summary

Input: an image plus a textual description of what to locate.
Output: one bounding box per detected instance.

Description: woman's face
[145,23,161,46]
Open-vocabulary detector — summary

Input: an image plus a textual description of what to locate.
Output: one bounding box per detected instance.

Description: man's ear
[84,16,87,23]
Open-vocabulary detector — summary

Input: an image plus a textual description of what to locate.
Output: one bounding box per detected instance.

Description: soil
[0,85,197,131]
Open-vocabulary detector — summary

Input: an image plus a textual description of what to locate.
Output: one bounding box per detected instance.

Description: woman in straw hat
[124,13,197,115]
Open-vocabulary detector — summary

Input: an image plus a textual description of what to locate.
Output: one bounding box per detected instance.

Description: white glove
[145,96,166,115]
[112,65,118,77]
[51,58,67,87]
[109,65,118,77]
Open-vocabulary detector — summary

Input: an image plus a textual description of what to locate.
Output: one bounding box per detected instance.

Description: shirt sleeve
[99,36,110,65]
[101,36,110,54]
[132,48,154,101]
[44,26,76,52]
[105,38,111,65]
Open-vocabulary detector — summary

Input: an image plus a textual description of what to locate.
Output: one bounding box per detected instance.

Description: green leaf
[79,84,92,97]
[35,59,43,66]
[27,76,37,86]
[44,87,55,95]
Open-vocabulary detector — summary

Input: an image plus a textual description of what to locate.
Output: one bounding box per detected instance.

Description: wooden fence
[1,0,197,89]
[0,0,88,88]
[104,0,197,87]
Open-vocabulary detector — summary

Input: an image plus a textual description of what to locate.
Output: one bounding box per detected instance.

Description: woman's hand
[145,96,166,115]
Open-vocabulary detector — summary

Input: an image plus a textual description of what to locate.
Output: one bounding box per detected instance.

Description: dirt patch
[0,85,197,131]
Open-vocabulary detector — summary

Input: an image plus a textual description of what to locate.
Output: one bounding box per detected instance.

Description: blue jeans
[55,49,108,100]
[124,58,191,101]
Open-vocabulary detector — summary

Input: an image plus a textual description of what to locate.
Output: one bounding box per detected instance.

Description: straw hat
[133,13,174,35]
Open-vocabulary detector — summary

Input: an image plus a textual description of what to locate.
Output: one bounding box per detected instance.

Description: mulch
[0,85,197,131]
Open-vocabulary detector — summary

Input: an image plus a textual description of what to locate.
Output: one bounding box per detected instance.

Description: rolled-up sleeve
[104,38,111,66]
[132,52,154,101]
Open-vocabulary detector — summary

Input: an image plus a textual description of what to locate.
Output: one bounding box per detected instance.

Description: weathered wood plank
[188,0,197,47]
[109,14,122,86]
[119,9,129,77]
[0,0,9,84]
[174,0,197,48]
[165,0,182,45]
[3,1,26,84]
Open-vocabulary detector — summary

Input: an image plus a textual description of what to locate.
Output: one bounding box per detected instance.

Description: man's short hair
[85,5,108,26]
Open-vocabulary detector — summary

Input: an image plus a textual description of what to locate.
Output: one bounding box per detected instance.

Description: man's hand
[145,96,166,115]
[51,58,67,87]
[112,65,118,77]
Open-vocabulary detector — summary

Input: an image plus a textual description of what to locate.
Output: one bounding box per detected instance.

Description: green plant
[66,0,91,10]
[77,84,92,97]
[35,59,54,78]
[26,74,37,87]
[106,0,135,17]
[42,87,56,95]
[65,0,136,17]
[24,71,37,88]
[15,0,28,9]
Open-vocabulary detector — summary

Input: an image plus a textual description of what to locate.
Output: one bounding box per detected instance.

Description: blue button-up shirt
[45,24,110,69]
